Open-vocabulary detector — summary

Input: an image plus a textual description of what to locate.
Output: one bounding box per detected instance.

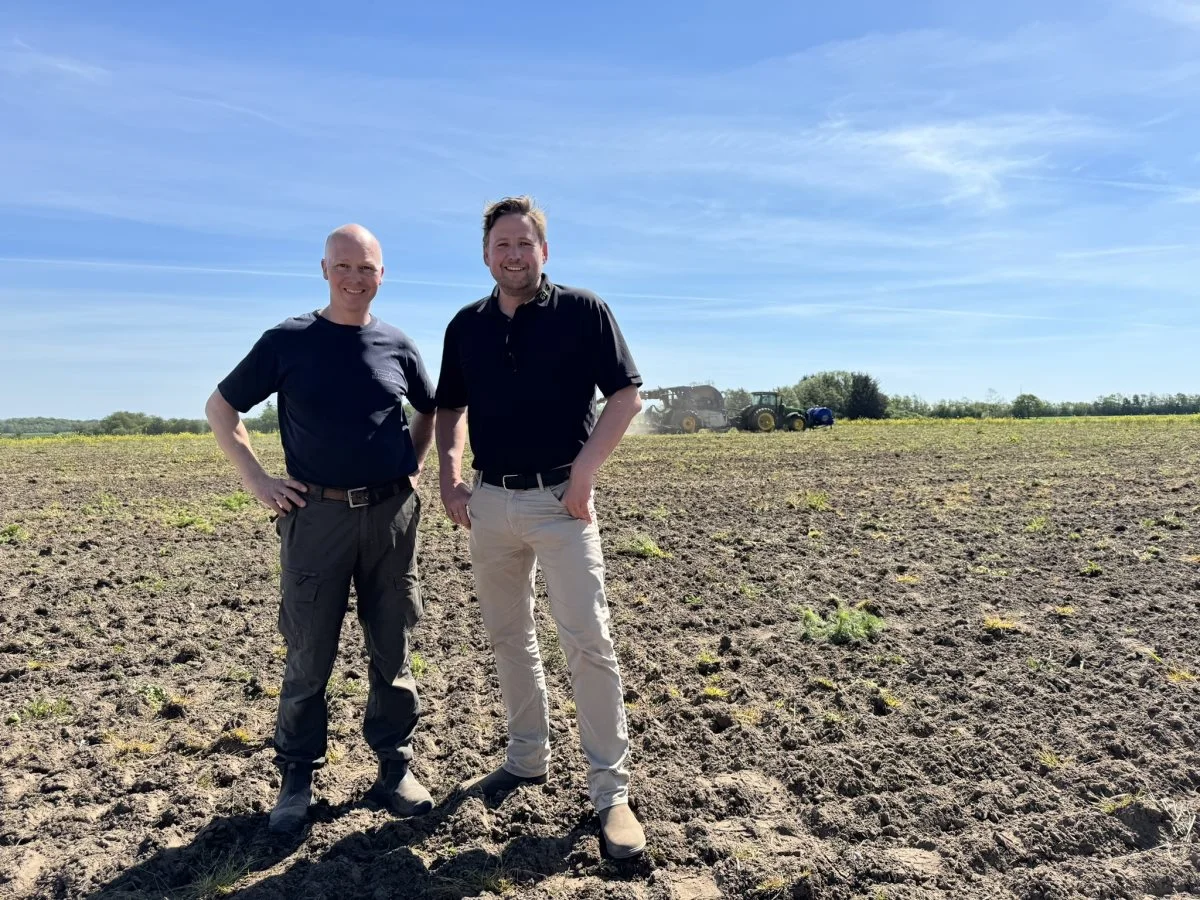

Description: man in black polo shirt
[205,224,436,834]
[435,196,647,859]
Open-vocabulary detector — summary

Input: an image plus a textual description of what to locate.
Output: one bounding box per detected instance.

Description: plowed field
[1,419,1197,899]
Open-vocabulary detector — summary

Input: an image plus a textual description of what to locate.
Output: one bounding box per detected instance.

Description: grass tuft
[411,652,428,679]
[22,696,72,720]
[218,491,254,511]
[1098,792,1142,815]
[804,491,831,511]
[983,616,1018,633]
[732,706,763,726]
[326,674,364,698]
[0,523,30,544]
[615,535,671,559]
[701,683,730,700]
[876,687,903,710]
[104,732,156,760]
[168,511,216,534]
[800,602,884,644]
[181,848,257,900]
[1036,748,1069,770]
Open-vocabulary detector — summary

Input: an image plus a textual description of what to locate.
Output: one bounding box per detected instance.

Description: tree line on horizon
[713,372,1200,422]
[0,403,280,437]
[4,379,1200,436]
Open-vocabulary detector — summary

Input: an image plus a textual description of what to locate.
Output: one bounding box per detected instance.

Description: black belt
[304,477,411,508]
[480,467,571,490]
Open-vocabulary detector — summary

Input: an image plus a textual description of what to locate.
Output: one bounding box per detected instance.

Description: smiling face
[321,227,384,319]
[483,213,548,303]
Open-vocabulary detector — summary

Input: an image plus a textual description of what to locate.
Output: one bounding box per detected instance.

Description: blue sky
[3,0,1200,418]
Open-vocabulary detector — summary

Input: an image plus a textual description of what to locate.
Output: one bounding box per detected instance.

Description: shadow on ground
[91,791,651,899]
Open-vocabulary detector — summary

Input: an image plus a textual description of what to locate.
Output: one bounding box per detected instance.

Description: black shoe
[459,765,548,800]
[268,762,314,835]
[367,760,433,817]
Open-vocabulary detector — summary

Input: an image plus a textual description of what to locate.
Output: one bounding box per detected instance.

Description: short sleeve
[435,315,469,409]
[401,343,437,415]
[591,299,642,398]
[217,332,280,413]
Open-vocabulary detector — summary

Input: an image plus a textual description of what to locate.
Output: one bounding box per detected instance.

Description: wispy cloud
[0,257,483,290]
[861,115,1106,209]
[1148,0,1200,27]
[4,5,1200,415]
[1056,244,1194,260]
[175,95,301,132]
[0,17,1153,236]
[0,257,315,278]
[2,38,110,82]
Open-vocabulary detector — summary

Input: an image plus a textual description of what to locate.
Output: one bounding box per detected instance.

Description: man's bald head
[320,224,385,324]
[324,224,382,262]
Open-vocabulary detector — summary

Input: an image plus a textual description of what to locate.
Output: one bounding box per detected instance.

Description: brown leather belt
[304,478,411,508]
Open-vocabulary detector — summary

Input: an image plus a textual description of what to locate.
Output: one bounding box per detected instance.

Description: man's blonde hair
[482,196,547,249]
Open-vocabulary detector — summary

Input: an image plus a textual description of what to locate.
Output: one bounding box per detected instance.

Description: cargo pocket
[278,568,321,645]
[393,574,424,629]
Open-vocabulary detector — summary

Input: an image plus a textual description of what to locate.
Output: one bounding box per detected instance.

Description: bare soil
[1,420,1197,899]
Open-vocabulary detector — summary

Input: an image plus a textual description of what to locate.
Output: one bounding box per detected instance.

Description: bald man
[206,224,437,833]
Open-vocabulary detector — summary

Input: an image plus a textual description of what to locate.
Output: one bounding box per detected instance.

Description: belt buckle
[501,474,518,490]
[346,486,370,508]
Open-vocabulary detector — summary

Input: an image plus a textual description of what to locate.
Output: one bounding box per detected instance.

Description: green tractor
[737,391,807,432]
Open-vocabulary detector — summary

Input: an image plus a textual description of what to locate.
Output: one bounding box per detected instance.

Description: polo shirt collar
[487,275,554,316]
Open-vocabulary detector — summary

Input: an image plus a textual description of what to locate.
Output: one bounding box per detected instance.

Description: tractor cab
[738,391,807,432]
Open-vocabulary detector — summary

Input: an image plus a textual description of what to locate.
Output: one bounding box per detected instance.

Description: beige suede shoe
[599,803,646,859]
[459,765,548,800]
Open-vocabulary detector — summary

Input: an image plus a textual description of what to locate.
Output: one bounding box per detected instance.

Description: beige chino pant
[468,476,631,811]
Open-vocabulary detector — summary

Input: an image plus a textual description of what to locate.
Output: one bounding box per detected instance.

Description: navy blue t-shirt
[218,312,436,488]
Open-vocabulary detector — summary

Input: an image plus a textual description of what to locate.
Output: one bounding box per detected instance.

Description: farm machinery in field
[639,385,729,434]
[639,386,835,433]
[733,391,809,432]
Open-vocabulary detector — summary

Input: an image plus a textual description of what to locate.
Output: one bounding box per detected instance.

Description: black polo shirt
[436,277,641,475]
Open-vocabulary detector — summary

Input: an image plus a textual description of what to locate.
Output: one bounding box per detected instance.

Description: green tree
[1011,393,1047,419]
[722,388,752,413]
[793,371,852,416]
[98,411,152,435]
[776,385,801,409]
[886,394,931,418]
[243,400,280,433]
[0,417,96,434]
[790,371,887,418]
[845,372,888,419]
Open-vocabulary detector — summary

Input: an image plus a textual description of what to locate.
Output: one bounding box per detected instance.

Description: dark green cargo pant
[273,484,422,768]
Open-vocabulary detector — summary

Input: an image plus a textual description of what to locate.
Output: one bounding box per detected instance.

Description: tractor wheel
[750,407,776,432]
[679,414,699,434]
[789,415,806,432]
